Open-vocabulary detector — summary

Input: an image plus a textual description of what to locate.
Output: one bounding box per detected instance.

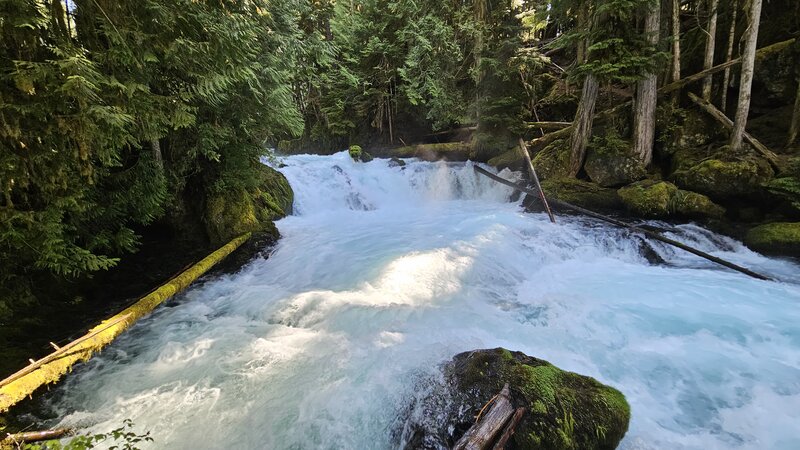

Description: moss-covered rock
[349,145,363,160]
[672,149,774,200]
[391,142,473,161]
[745,222,800,256]
[618,180,725,219]
[401,348,630,450]
[204,165,292,245]
[585,151,646,188]
[488,149,525,172]
[671,190,726,219]
[661,109,723,157]
[531,139,571,180]
[531,178,623,211]
[618,181,678,217]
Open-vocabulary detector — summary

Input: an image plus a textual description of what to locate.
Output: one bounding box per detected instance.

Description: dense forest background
[1,0,799,364]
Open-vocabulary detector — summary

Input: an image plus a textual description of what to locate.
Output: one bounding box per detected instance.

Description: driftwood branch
[2,428,73,445]
[454,384,515,450]
[687,92,780,169]
[518,139,555,223]
[492,407,527,450]
[474,166,772,281]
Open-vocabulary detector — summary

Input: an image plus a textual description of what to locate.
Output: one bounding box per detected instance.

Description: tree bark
[729,0,762,152]
[569,74,599,177]
[701,0,719,101]
[788,77,800,148]
[671,0,682,83]
[633,2,661,166]
[721,1,738,112]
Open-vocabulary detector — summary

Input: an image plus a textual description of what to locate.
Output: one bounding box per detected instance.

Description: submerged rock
[400,348,630,450]
[618,181,725,219]
[204,165,293,245]
[745,222,800,257]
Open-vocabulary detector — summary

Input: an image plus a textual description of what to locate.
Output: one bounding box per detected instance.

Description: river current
[38,152,800,449]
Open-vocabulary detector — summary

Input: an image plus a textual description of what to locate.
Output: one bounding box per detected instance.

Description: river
[36,152,800,449]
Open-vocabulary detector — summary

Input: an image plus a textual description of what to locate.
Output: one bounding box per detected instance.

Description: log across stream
[14,154,800,449]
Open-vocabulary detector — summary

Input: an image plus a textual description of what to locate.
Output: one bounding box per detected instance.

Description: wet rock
[400,348,630,450]
[389,157,407,168]
[745,222,800,257]
[618,181,725,219]
[204,165,292,245]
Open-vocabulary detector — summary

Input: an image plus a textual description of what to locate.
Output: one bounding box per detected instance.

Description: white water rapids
[37,152,800,449]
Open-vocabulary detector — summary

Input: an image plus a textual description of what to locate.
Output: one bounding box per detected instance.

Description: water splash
[37,152,800,449]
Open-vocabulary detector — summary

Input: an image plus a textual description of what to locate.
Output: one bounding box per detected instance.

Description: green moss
[745,222,800,256]
[618,181,677,217]
[539,178,623,211]
[449,348,630,450]
[487,149,523,171]
[671,190,726,219]
[531,139,571,180]
[204,165,293,245]
[673,153,774,199]
[349,145,363,160]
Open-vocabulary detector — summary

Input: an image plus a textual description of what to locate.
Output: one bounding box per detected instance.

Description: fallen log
[687,92,780,169]
[2,429,73,446]
[0,233,252,413]
[518,139,555,223]
[523,121,572,130]
[491,407,526,450]
[474,166,771,281]
[454,384,515,450]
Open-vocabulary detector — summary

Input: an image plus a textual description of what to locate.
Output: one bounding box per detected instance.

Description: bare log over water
[453,384,514,450]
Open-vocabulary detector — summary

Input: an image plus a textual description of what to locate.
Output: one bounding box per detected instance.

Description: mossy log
[2,429,72,447]
[0,234,251,413]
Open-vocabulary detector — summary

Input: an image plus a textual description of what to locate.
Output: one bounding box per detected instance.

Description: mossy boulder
[204,165,293,245]
[672,150,774,200]
[745,222,800,256]
[391,142,473,161]
[401,348,630,450]
[349,145,373,162]
[527,178,622,211]
[488,149,525,172]
[661,109,723,157]
[585,151,646,188]
[618,181,725,219]
[531,139,570,180]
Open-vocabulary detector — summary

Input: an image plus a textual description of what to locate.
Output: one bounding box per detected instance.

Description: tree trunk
[788,77,800,148]
[702,0,719,101]
[569,74,599,177]
[671,0,682,83]
[729,0,763,152]
[721,1,738,112]
[634,2,661,166]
